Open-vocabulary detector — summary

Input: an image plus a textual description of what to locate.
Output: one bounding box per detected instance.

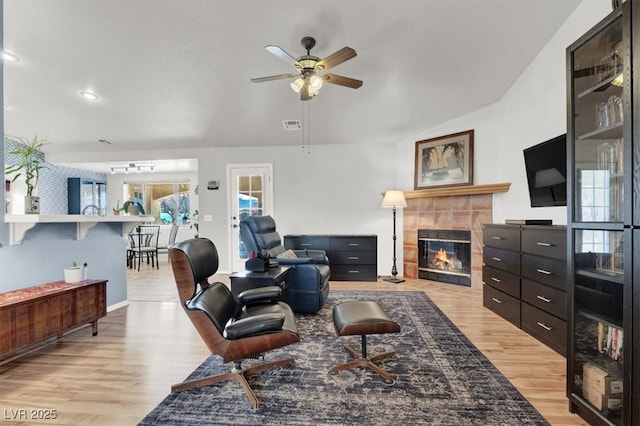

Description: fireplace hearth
[418,229,471,286]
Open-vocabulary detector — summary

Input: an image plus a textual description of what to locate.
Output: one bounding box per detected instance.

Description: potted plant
[123,200,145,216]
[189,209,199,237]
[64,261,88,283]
[112,200,123,215]
[4,134,48,214]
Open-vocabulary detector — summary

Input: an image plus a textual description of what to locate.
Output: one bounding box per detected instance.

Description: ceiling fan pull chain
[307,102,311,155]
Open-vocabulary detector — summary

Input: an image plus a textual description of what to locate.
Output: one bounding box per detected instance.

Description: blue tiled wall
[6,139,107,214]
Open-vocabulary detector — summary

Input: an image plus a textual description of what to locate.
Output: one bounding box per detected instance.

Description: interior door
[228,164,273,272]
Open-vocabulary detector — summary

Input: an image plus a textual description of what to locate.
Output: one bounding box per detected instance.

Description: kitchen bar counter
[4,214,154,245]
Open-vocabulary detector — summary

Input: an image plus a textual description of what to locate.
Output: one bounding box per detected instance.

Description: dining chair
[129,225,161,271]
[165,223,180,263]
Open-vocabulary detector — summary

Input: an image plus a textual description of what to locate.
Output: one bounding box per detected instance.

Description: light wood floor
[0,256,587,425]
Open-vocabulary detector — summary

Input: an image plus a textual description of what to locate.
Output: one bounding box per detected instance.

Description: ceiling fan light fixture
[309,74,323,90]
[290,77,304,93]
[254,36,361,101]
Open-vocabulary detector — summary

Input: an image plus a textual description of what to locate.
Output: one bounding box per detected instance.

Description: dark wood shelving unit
[566,3,639,424]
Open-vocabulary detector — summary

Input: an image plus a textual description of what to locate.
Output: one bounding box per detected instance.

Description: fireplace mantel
[404,182,511,199]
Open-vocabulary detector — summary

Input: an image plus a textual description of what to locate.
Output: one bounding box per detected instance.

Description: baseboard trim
[108,299,130,312]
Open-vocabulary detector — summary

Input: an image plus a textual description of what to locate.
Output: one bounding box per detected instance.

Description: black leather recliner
[239,215,330,314]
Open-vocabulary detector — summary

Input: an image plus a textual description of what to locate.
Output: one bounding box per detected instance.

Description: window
[124,181,192,225]
[238,175,263,221]
[578,170,611,254]
[579,169,610,222]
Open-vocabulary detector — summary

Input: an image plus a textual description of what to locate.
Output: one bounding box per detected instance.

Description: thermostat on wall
[207,180,219,190]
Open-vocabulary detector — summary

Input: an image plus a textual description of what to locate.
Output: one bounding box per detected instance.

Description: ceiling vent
[282,120,303,131]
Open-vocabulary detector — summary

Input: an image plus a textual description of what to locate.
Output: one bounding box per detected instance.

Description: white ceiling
[3,0,582,174]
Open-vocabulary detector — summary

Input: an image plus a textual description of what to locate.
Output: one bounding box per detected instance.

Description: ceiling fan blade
[251,73,297,83]
[323,73,363,89]
[300,83,312,101]
[265,45,302,69]
[315,47,357,70]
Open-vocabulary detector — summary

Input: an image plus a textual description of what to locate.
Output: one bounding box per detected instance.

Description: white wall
[394,0,612,226]
[196,143,396,274]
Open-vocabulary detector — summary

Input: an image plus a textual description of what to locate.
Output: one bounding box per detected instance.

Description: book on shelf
[598,321,623,361]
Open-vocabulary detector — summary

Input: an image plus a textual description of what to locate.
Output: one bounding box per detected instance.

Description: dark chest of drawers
[482,224,567,356]
[284,234,377,281]
[482,224,522,328]
[520,226,567,356]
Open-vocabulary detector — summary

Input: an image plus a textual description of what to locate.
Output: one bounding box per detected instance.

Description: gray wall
[0,223,127,306]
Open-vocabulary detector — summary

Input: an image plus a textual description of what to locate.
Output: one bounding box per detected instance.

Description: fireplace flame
[435,248,456,271]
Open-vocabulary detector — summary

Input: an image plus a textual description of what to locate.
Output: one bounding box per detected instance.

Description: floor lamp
[381,190,407,283]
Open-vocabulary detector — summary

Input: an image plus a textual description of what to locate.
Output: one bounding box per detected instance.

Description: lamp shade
[381,190,407,208]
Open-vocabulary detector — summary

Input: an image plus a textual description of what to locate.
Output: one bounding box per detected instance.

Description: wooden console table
[0,279,107,362]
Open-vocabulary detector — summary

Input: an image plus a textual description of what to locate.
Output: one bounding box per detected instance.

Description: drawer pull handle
[348,243,360,247]
[491,236,504,240]
[536,268,552,275]
[491,297,503,304]
[348,270,360,273]
[491,257,502,262]
[348,256,360,260]
[491,277,501,283]
[536,242,553,247]
[537,322,552,331]
[300,243,311,246]
[536,295,552,303]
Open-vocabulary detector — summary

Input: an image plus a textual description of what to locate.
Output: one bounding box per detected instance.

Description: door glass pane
[571,19,624,223]
[80,181,94,213]
[573,229,624,424]
[237,174,264,259]
[96,182,107,215]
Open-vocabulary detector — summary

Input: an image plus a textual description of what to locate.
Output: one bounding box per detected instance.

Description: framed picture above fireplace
[414,129,474,190]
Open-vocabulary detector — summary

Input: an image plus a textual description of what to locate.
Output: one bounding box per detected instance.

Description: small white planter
[25,195,40,214]
[64,267,87,283]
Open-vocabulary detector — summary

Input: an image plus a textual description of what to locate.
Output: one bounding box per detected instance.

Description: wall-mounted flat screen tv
[523,134,567,207]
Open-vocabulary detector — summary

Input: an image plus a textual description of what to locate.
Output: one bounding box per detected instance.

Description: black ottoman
[330,300,401,384]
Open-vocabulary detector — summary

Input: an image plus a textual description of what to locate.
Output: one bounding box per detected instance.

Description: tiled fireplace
[402,192,494,289]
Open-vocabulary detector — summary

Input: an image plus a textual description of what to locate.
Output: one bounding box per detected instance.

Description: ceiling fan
[251,36,363,101]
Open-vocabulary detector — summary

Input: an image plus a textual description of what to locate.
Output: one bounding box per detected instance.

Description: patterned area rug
[139,291,549,425]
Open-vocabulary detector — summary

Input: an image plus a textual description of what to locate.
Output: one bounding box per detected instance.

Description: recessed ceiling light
[2,51,19,63]
[80,90,99,101]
